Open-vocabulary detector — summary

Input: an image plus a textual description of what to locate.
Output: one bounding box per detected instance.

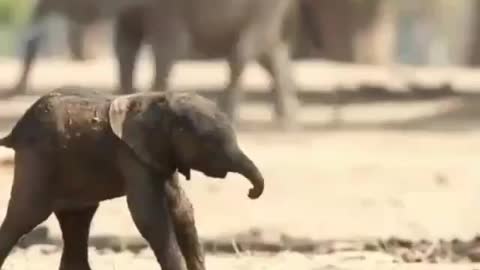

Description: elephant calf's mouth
[203,170,228,178]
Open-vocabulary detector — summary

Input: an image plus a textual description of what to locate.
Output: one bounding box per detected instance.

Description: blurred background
[3,0,480,269]
[1,0,480,66]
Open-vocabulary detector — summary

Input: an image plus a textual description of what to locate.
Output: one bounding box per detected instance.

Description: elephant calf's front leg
[119,153,187,270]
[166,173,205,270]
[127,184,186,270]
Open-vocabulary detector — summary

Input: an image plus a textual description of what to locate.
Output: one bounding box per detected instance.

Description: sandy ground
[2,59,480,268]
[6,247,478,270]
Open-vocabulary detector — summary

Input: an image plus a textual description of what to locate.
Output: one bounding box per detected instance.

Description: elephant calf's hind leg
[0,150,54,268]
[55,204,99,270]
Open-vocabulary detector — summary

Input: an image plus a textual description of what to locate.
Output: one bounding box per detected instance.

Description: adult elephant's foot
[217,94,239,124]
[113,87,136,96]
[273,96,301,131]
[150,83,168,93]
[0,83,27,99]
[275,115,301,131]
[70,50,96,62]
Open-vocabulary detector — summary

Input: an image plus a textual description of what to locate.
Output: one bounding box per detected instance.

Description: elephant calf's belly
[54,162,126,209]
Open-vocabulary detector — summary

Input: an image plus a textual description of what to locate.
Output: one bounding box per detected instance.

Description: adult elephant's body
[7,0,143,97]
[115,0,302,127]
[9,0,313,128]
[0,87,265,270]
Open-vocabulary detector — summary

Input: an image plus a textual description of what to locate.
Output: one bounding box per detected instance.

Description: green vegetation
[0,0,32,56]
[0,0,31,26]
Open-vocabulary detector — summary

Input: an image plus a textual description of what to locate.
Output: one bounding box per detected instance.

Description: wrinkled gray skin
[8,0,319,128]
[0,86,265,270]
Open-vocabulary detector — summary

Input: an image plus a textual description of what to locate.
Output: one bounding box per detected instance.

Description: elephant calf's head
[108,92,264,199]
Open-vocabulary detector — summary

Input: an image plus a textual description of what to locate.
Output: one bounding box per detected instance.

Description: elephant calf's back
[9,88,128,205]
[10,88,115,154]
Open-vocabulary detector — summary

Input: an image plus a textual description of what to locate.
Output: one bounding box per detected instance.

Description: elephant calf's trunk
[248,179,264,199]
[236,153,265,199]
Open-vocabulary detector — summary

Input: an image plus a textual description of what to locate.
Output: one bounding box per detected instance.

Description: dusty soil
[2,59,480,268]
[6,247,476,270]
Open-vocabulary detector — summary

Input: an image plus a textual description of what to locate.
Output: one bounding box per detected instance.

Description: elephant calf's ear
[178,166,191,180]
[108,96,157,169]
[109,95,139,138]
[109,97,128,138]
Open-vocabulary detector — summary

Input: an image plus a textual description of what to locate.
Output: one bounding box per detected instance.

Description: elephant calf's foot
[59,262,92,270]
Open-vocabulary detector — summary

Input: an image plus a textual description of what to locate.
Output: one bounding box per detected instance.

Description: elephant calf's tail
[0,134,13,148]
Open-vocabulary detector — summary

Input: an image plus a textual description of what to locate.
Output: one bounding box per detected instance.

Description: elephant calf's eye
[129,101,143,113]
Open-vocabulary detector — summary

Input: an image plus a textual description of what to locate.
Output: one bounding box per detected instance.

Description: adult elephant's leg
[119,153,186,270]
[67,21,91,61]
[0,150,54,267]
[113,9,144,95]
[5,0,50,97]
[54,204,99,270]
[218,26,263,122]
[258,41,299,129]
[218,53,247,123]
[148,16,189,92]
[165,173,205,270]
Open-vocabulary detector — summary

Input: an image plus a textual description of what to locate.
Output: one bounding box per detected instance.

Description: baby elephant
[0,87,265,270]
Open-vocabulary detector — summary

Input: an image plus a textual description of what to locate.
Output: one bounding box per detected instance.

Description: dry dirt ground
[5,247,478,270]
[2,59,480,269]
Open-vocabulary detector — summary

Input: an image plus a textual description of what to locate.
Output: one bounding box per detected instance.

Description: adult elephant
[8,0,320,128]
[6,0,140,97]
[114,0,315,128]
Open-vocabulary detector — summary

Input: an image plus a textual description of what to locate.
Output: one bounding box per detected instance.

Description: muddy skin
[0,86,265,270]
